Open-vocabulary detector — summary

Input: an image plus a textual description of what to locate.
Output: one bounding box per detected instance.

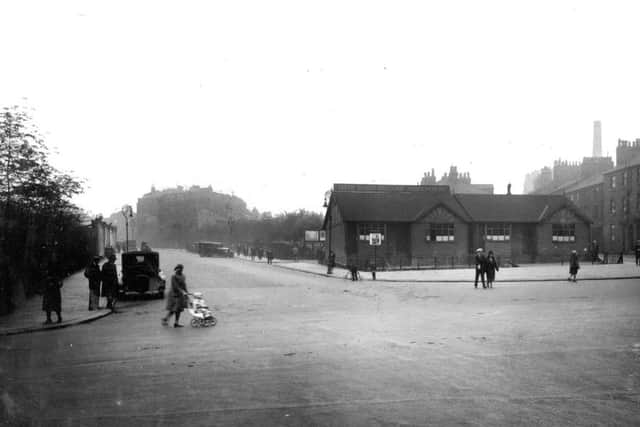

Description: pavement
[0,267,112,337]
[1,253,638,337]
[238,254,640,283]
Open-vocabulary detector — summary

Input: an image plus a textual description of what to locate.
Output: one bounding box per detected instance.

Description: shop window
[552,224,575,242]
[485,223,511,241]
[426,223,455,242]
[358,223,385,241]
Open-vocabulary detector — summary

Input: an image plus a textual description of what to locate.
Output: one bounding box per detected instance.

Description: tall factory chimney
[592,120,602,157]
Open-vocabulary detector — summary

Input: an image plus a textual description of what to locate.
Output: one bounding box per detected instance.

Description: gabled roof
[453,194,591,223]
[323,185,592,227]
[332,190,471,223]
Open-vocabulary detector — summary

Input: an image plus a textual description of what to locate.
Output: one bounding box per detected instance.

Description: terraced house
[322,184,592,268]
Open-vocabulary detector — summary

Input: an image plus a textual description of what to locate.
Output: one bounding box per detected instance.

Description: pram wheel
[190,318,199,328]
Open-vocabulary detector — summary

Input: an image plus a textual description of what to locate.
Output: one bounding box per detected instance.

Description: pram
[187,292,217,327]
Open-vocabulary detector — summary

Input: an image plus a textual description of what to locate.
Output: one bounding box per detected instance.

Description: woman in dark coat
[162,264,189,327]
[485,250,499,289]
[42,269,63,324]
[568,250,580,282]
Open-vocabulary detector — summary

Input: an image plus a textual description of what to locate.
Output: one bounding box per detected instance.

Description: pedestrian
[568,249,580,282]
[101,254,119,311]
[42,267,63,324]
[327,251,335,274]
[266,249,274,265]
[349,262,359,281]
[162,264,189,327]
[474,248,487,289]
[485,250,499,288]
[591,240,600,264]
[84,256,102,310]
[635,240,640,266]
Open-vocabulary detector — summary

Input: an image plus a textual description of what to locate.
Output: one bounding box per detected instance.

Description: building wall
[537,208,591,262]
[603,165,640,253]
[355,223,411,267]
[327,204,347,266]
[410,207,469,265]
[564,182,603,247]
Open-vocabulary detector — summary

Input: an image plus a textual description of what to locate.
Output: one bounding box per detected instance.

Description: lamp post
[323,190,332,268]
[121,205,133,252]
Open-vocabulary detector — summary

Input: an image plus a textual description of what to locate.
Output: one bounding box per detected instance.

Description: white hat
[476,248,483,252]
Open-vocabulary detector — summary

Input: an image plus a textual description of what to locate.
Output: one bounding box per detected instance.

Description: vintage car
[118,251,166,298]
[196,241,234,258]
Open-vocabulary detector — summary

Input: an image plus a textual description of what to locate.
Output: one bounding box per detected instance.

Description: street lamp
[323,190,332,269]
[121,205,133,252]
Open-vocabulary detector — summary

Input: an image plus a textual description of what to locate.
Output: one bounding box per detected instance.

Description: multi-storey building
[602,147,640,253]
[420,166,493,194]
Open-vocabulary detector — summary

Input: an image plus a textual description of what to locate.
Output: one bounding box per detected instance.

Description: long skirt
[89,288,100,309]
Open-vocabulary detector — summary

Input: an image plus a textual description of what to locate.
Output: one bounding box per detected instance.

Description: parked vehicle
[118,251,166,298]
[196,241,234,258]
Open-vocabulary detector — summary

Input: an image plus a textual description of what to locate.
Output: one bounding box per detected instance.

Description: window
[552,224,575,242]
[358,223,385,241]
[610,175,616,189]
[623,170,629,187]
[610,199,616,214]
[623,196,629,214]
[637,194,640,212]
[485,223,511,241]
[637,167,640,184]
[609,224,616,242]
[426,223,455,242]
[592,205,598,220]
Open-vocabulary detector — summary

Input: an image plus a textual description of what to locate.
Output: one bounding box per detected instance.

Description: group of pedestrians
[473,248,499,289]
[83,254,119,312]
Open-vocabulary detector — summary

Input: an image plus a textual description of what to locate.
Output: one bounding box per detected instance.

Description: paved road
[1,249,639,426]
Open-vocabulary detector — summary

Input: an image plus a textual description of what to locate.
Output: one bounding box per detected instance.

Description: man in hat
[101,254,119,311]
[474,248,487,289]
[84,256,102,310]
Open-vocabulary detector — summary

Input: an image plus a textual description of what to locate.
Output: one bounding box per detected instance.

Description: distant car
[118,251,166,298]
[196,241,234,258]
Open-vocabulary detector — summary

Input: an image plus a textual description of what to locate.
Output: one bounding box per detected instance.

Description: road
[2,249,639,426]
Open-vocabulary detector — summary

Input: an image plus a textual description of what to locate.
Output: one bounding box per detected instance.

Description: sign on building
[369,233,382,246]
[305,230,320,242]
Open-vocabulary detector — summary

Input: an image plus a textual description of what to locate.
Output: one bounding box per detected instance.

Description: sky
[1,0,639,217]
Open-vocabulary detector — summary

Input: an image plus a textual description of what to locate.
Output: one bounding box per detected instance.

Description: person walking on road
[101,254,119,311]
[474,248,487,289]
[162,264,189,328]
[84,256,102,310]
[266,249,274,265]
[568,249,580,282]
[485,250,499,289]
[42,267,63,324]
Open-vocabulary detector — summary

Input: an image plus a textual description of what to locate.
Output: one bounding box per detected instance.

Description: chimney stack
[593,120,602,157]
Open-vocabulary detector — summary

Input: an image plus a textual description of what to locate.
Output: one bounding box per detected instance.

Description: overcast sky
[1,1,639,217]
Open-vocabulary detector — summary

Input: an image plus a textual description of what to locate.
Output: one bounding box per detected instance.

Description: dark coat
[42,276,63,312]
[486,256,499,281]
[84,263,102,291]
[475,253,487,273]
[569,252,580,275]
[166,272,188,312]
[101,261,118,297]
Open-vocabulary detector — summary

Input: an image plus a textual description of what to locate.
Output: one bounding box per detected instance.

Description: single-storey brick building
[322,184,592,268]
